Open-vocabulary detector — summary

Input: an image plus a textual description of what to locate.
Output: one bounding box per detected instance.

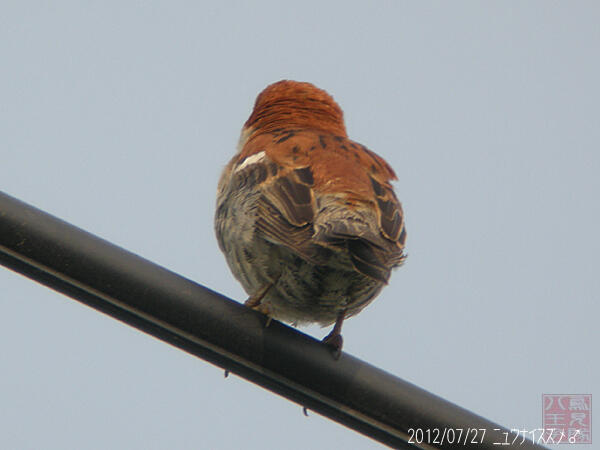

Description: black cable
[0,191,547,449]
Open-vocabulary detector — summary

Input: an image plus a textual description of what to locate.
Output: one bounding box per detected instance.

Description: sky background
[1,2,598,449]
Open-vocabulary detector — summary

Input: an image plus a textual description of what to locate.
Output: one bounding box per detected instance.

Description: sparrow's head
[244,80,347,138]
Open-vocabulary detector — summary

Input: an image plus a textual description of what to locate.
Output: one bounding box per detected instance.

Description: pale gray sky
[1,2,598,449]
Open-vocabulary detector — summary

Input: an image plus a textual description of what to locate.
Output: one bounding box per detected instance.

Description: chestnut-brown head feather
[244,80,347,137]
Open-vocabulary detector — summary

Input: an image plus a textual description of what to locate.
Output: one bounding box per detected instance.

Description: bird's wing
[236,130,406,281]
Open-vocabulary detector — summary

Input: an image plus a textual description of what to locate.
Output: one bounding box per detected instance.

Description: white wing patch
[235,151,267,172]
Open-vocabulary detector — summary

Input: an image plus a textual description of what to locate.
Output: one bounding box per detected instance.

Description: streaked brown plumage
[215,80,406,355]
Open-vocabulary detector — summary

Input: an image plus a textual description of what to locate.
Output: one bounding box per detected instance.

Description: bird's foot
[322,310,346,359]
[322,331,343,359]
[252,302,274,327]
[244,282,277,327]
[244,282,273,308]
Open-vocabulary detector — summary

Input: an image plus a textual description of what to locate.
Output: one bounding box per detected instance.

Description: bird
[215,80,406,357]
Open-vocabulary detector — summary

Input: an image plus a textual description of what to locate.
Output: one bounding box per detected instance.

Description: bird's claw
[251,302,274,327]
[322,332,343,359]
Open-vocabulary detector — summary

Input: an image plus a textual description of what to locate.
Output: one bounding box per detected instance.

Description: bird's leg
[322,310,346,359]
[244,282,273,308]
[244,279,277,327]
